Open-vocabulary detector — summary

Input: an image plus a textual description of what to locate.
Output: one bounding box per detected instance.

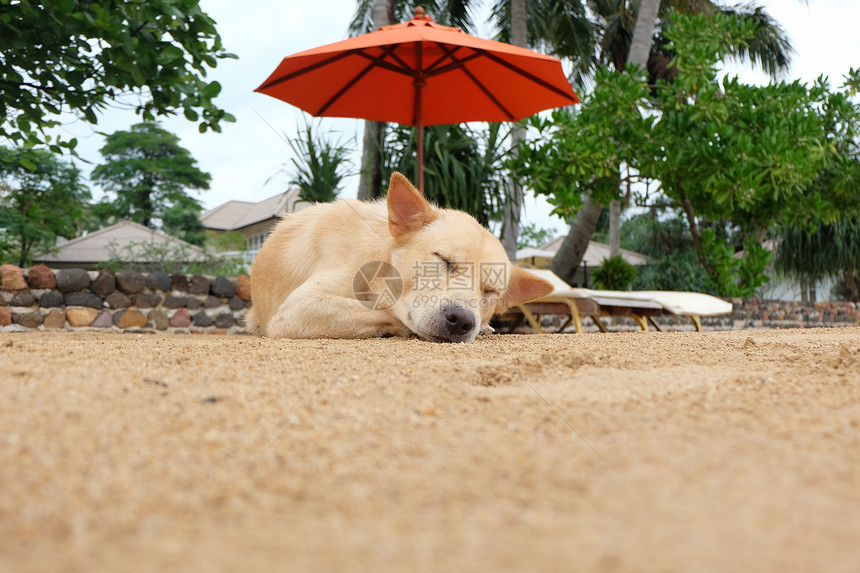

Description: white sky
[54,0,860,235]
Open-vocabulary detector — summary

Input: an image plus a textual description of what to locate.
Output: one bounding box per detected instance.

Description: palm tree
[588,1,794,78]
[775,217,860,302]
[627,0,661,67]
[353,0,394,200]
[500,0,528,258]
[603,0,658,257]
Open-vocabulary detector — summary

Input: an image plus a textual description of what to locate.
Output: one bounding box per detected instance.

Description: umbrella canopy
[256,7,579,192]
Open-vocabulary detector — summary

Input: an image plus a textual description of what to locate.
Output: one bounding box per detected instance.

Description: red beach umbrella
[256,6,579,192]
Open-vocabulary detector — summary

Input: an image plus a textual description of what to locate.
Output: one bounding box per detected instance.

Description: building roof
[517,236,649,267]
[200,187,309,231]
[34,221,205,265]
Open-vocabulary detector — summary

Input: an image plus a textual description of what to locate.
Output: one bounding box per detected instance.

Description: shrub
[592,255,638,291]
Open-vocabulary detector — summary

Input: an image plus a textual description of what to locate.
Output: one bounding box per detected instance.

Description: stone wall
[711,298,860,330]
[2,263,859,334]
[562,297,860,332]
[1,264,250,334]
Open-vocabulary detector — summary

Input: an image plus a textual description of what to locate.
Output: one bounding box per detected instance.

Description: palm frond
[284,120,353,204]
[719,3,794,78]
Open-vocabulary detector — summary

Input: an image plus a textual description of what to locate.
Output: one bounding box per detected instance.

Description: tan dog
[245,172,553,342]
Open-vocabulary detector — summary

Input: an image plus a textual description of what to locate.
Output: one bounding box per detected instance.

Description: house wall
[759,275,836,302]
[238,219,278,255]
[206,220,277,254]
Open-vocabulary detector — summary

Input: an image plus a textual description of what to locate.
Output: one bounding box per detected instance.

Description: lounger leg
[561,301,583,334]
[632,314,649,331]
[690,315,702,332]
[518,305,544,334]
[558,316,573,333]
[647,316,664,332]
[590,315,609,333]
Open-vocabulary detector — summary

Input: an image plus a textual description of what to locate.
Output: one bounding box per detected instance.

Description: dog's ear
[387,172,437,237]
[499,267,554,311]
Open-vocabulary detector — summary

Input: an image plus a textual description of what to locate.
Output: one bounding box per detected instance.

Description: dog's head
[383,173,553,343]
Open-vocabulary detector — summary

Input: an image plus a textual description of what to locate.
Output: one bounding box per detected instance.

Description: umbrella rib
[433,44,513,120]
[316,45,412,116]
[355,45,415,77]
[459,65,514,120]
[423,45,465,74]
[257,51,355,91]
[477,49,578,103]
[316,61,378,116]
[258,46,414,94]
[424,52,483,78]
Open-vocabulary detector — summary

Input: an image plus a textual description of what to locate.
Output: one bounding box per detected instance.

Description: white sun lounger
[512,269,733,333]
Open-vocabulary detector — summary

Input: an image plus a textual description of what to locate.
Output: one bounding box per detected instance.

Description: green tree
[555,0,796,281]
[0,146,90,266]
[514,66,653,284]
[643,15,857,295]
[771,69,860,302]
[90,122,210,244]
[515,13,860,296]
[162,202,207,246]
[621,211,712,292]
[590,0,794,80]
[0,0,236,155]
[517,222,557,249]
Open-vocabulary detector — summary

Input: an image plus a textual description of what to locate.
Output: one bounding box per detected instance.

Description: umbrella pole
[416,102,424,193]
[414,42,425,194]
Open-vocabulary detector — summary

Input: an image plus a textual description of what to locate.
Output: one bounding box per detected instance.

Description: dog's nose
[442,306,475,337]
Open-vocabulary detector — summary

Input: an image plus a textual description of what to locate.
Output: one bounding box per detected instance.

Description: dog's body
[246,173,553,342]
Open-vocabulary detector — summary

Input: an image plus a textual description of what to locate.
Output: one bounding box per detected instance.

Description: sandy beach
[2,328,859,572]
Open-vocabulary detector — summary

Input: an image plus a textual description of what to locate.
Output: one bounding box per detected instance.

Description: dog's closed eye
[433,251,456,272]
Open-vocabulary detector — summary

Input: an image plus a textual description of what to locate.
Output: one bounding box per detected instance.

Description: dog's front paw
[380,322,414,339]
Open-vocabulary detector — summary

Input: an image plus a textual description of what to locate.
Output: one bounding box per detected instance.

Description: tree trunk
[680,194,718,280]
[844,268,860,302]
[357,0,394,201]
[609,198,621,256]
[357,121,385,200]
[627,0,661,68]
[501,0,528,260]
[549,194,603,285]
[551,0,661,276]
[501,125,525,260]
[141,175,155,229]
[606,0,659,257]
[17,236,30,268]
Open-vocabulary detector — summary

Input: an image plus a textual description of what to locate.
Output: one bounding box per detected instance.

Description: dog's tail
[243,307,264,336]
